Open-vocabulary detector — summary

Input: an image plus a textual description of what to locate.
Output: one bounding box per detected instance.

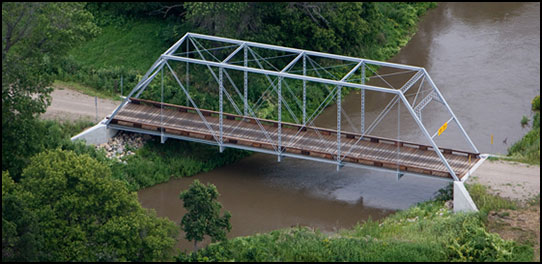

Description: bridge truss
[106,32,480,181]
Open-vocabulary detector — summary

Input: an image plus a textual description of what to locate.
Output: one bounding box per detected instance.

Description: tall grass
[466,183,517,213]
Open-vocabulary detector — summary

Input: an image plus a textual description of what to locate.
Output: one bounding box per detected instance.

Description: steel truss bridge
[106,33,481,181]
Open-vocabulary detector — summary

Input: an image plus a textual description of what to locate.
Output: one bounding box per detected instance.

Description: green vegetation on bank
[109,138,249,192]
[466,183,517,215]
[507,95,540,165]
[178,183,533,262]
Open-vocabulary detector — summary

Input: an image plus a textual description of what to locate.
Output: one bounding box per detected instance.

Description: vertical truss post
[278,76,282,162]
[396,99,402,180]
[361,63,366,134]
[120,75,123,96]
[303,54,307,124]
[337,86,342,171]
[244,45,248,116]
[219,67,224,152]
[186,38,190,106]
[160,66,165,144]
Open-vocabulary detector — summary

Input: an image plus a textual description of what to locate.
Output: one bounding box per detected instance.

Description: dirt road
[42,87,120,121]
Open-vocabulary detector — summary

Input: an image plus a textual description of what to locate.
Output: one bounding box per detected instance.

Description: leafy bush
[2,118,100,181]
[434,182,453,201]
[446,216,531,262]
[520,115,529,127]
[532,95,540,111]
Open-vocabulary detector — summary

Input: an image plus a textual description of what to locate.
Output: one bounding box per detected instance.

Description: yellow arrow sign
[438,122,448,136]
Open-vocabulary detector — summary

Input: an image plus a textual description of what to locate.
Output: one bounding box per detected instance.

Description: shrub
[532,95,540,111]
[520,115,529,127]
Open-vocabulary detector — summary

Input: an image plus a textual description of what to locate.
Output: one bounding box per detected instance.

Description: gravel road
[42,88,120,121]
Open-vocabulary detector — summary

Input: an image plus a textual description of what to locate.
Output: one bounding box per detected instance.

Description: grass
[57,18,174,98]
[53,80,122,101]
[465,183,517,215]
[67,19,170,73]
[521,115,530,127]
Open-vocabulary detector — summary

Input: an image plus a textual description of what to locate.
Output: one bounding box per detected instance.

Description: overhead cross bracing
[106,32,480,181]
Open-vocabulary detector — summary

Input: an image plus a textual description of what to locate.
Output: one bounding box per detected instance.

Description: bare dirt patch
[487,203,540,262]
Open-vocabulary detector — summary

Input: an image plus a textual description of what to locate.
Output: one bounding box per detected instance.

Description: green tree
[2,2,99,179]
[16,149,178,261]
[2,171,39,262]
[179,179,232,251]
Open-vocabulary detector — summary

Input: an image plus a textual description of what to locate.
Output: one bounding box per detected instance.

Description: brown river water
[138,2,540,251]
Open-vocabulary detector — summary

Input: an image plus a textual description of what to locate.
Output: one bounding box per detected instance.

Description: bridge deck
[109,98,480,180]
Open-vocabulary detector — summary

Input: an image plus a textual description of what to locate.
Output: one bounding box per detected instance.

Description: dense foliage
[3,149,178,261]
[2,2,99,179]
[2,171,39,261]
[179,180,232,251]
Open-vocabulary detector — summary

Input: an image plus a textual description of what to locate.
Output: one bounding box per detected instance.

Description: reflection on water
[138,2,540,251]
